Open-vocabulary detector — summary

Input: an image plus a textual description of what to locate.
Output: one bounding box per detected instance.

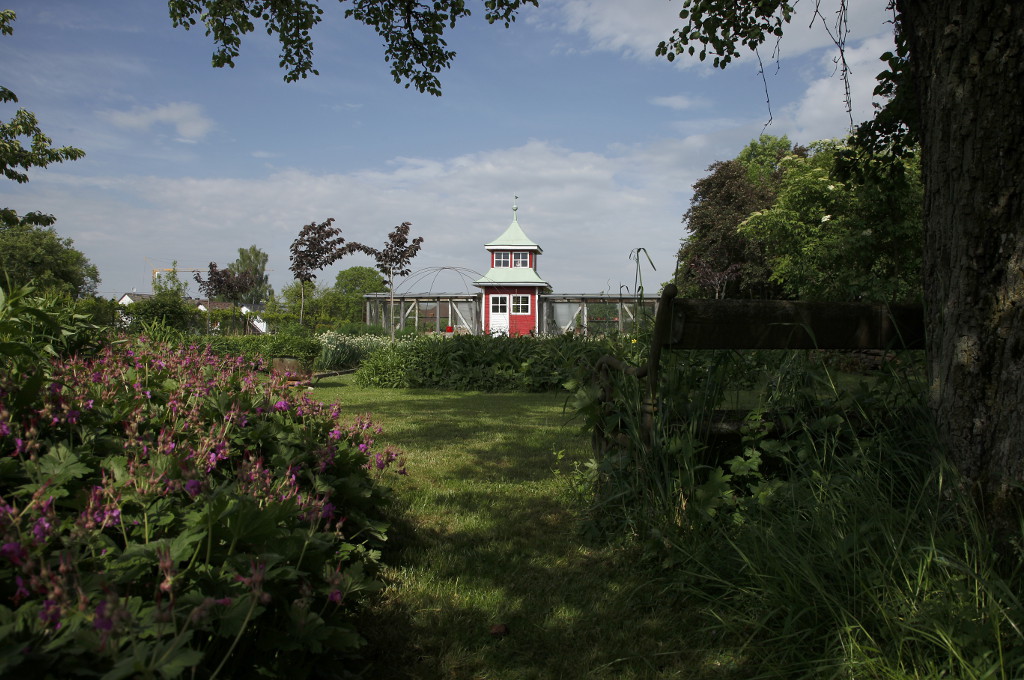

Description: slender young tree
[289,218,352,325]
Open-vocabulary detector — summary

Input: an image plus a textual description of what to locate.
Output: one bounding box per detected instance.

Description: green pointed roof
[485,206,543,252]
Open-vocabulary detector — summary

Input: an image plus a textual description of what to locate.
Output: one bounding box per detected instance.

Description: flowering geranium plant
[0,324,404,678]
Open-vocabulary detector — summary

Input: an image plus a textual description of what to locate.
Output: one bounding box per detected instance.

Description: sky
[0,0,898,300]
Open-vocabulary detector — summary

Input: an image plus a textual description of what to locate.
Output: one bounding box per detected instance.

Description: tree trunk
[898,1,1024,524]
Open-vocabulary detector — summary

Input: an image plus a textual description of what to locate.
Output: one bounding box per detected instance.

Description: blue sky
[1,0,896,299]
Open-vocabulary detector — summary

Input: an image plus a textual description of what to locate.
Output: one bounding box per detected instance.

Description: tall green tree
[740,140,922,303]
[1,11,93,298]
[127,263,200,331]
[228,245,273,306]
[0,222,100,299]
[334,266,387,324]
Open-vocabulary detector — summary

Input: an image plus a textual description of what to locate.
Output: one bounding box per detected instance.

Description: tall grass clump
[573,345,1024,678]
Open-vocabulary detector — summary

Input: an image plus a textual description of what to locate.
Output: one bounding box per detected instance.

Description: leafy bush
[186,333,323,372]
[354,333,614,392]
[0,304,404,678]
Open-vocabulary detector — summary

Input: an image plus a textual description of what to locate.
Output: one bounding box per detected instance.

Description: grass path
[315,376,731,680]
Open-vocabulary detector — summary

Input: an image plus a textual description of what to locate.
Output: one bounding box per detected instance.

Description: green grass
[314,375,739,679]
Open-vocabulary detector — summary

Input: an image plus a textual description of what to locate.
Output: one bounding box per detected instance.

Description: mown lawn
[315,375,739,680]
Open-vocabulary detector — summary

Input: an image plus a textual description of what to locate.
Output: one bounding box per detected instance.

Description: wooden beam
[664,298,925,350]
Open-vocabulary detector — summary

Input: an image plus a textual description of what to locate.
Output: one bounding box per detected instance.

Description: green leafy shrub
[354,333,613,392]
[187,333,322,372]
[0,316,404,677]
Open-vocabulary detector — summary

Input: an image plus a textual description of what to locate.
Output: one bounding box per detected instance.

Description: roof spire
[512,195,518,221]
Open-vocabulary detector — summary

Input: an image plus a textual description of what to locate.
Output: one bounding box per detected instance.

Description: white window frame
[490,295,509,314]
[511,294,530,315]
[494,252,510,268]
[512,251,530,268]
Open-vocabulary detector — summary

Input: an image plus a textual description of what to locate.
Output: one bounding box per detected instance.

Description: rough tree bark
[897,0,1024,522]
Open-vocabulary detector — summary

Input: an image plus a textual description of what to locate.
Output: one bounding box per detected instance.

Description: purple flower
[274,400,290,412]
[94,601,114,631]
[0,541,27,565]
[32,516,53,544]
[13,576,29,603]
[39,600,62,629]
[185,479,202,497]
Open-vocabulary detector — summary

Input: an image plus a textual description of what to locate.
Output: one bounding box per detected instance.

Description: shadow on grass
[314,383,757,679]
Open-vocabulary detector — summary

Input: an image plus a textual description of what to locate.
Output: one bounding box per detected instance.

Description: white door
[489,295,509,335]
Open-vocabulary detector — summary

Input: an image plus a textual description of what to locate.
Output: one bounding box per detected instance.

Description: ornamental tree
[289,218,353,325]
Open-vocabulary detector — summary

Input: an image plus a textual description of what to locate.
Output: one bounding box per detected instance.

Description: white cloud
[778,34,895,143]
[650,95,708,111]
[539,0,894,65]
[19,134,732,298]
[100,102,214,141]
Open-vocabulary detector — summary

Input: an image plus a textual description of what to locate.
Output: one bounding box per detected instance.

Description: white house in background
[118,293,268,334]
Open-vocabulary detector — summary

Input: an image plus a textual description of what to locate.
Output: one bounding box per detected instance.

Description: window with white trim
[490,295,508,313]
[511,294,530,314]
[494,252,510,267]
[512,251,530,268]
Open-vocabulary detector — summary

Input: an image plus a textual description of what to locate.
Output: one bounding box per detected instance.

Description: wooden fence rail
[595,284,926,451]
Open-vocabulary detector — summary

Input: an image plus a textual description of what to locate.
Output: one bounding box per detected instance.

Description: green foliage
[735,133,795,184]
[1,12,89,298]
[675,155,784,299]
[333,266,387,324]
[354,333,613,392]
[740,139,923,302]
[124,290,202,333]
[0,222,100,299]
[0,11,85,186]
[1,12,93,299]
[166,0,539,95]
[655,0,794,69]
[267,280,349,333]
[189,333,322,371]
[228,244,273,306]
[571,340,1024,677]
[0,297,403,677]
